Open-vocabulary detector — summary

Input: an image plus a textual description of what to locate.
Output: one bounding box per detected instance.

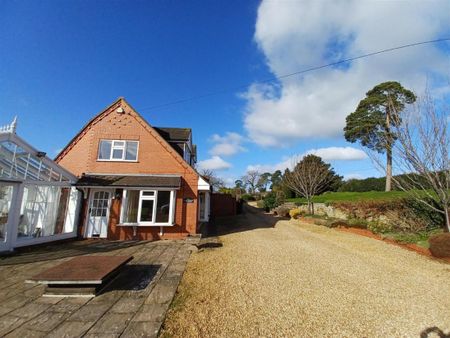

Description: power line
[138,37,450,112]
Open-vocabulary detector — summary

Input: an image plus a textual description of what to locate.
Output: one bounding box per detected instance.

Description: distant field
[287,191,409,204]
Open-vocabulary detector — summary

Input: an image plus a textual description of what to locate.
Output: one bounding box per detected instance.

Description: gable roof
[154,127,191,142]
[54,97,198,175]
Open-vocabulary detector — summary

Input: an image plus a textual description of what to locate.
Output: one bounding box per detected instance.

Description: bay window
[120,190,176,226]
[98,140,139,161]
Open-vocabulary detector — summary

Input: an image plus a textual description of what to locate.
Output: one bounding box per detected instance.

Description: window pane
[18,185,61,239]
[54,188,70,234]
[98,140,112,159]
[123,190,139,223]
[112,148,124,159]
[114,141,125,147]
[0,185,13,243]
[139,200,154,222]
[155,191,171,223]
[142,191,154,196]
[125,141,138,160]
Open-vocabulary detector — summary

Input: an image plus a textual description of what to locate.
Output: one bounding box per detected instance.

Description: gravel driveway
[161,206,450,337]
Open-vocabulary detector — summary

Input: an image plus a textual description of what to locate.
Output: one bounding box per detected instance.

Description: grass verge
[287,191,409,204]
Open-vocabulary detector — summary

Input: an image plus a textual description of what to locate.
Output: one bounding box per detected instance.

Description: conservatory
[0,118,81,252]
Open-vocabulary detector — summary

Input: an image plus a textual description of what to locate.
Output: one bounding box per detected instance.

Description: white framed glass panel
[112,148,124,159]
[0,184,13,243]
[98,140,112,160]
[142,191,154,196]
[139,199,155,222]
[120,189,176,226]
[125,141,138,161]
[17,184,73,240]
[97,140,138,161]
[155,191,171,223]
[112,140,125,160]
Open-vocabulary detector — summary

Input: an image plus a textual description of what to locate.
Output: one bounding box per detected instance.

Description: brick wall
[57,98,199,239]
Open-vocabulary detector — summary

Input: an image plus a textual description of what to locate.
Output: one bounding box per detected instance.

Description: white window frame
[119,189,176,226]
[97,140,139,162]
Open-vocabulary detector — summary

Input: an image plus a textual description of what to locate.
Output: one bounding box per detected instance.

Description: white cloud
[247,146,367,173]
[209,132,246,156]
[305,147,367,161]
[197,156,232,171]
[244,0,450,146]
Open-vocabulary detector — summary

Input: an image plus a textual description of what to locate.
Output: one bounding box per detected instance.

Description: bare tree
[283,155,340,214]
[369,93,449,231]
[200,169,225,192]
[242,170,261,194]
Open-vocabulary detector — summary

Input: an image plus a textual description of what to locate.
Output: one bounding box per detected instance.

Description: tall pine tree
[344,81,416,191]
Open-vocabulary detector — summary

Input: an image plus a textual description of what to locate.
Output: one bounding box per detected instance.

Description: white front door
[86,190,111,238]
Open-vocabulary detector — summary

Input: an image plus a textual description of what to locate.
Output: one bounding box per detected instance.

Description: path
[162,206,450,337]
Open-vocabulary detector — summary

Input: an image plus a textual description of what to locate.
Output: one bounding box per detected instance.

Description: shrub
[274,206,290,217]
[275,191,286,207]
[338,177,385,192]
[429,233,450,258]
[256,200,264,209]
[347,217,368,229]
[328,220,349,228]
[241,194,256,202]
[263,192,277,210]
[313,219,328,226]
[289,208,305,219]
[402,197,445,230]
[367,221,393,234]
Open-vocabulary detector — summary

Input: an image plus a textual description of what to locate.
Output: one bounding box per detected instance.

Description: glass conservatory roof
[0,133,75,183]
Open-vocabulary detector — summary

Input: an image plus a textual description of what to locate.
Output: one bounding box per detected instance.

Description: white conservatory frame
[0,118,81,252]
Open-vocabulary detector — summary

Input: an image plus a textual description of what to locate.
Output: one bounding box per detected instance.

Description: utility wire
[138,38,450,112]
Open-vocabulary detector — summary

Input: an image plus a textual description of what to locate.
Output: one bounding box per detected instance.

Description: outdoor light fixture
[36,151,46,158]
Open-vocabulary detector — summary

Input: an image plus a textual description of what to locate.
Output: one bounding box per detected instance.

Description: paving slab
[132,304,167,323]
[23,311,70,332]
[0,315,28,336]
[86,313,132,335]
[46,320,95,338]
[4,326,47,338]
[120,321,161,338]
[0,239,191,337]
[109,296,145,314]
[67,303,111,322]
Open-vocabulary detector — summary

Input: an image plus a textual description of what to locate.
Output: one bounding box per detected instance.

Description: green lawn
[287,191,409,204]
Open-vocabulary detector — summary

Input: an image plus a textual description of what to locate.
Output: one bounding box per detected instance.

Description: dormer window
[98,140,139,161]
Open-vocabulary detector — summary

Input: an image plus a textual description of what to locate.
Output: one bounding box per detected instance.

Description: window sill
[117,223,175,227]
[96,160,139,163]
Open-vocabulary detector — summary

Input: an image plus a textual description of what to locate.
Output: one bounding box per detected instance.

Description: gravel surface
[161,207,450,337]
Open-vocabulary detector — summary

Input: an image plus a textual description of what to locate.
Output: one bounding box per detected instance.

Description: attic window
[98,140,139,161]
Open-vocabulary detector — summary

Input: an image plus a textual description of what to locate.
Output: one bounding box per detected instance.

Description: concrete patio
[0,238,195,337]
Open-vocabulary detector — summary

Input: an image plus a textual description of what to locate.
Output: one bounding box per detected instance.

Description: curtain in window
[18,185,66,239]
[0,185,13,242]
[123,190,139,223]
[98,140,112,159]
[125,142,138,160]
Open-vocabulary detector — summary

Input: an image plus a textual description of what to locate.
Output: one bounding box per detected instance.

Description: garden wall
[211,193,236,217]
[284,199,438,233]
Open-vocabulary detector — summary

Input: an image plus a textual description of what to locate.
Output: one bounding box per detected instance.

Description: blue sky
[1,0,449,185]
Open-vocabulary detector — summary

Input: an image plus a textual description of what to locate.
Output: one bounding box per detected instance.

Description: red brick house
[55,98,210,241]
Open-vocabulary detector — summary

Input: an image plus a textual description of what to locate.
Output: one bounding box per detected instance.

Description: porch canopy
[0,118,80,251]
[76,174,181,189]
